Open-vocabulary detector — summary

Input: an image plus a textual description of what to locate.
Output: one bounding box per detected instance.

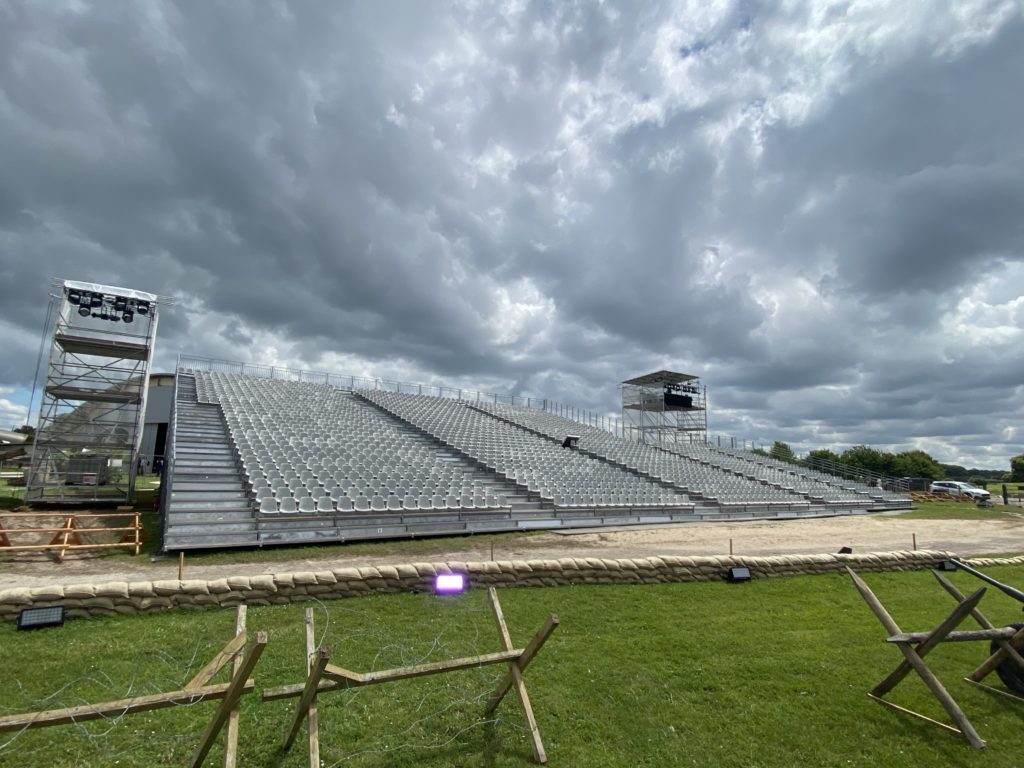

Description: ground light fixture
[434,573,467,594]
[17,606,65,630]
[726,566,752,583]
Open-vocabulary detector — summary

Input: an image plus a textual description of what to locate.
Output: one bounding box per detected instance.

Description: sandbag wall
[2,550,1012,621]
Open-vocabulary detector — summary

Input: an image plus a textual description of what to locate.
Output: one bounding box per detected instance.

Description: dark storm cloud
[1,1,1021,467]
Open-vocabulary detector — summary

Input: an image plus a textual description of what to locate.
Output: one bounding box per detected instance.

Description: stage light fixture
[114,298,127,312]
[90,294,103,308]
[78,306,91,317]
[434,573,467,594]
[68,291,82,305]
[137,301,150,315]
[122,311,134,323]
[17,606,65,631]
[727,566,752,583]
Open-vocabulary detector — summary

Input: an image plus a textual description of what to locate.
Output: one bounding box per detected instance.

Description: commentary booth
[621,370,707,447]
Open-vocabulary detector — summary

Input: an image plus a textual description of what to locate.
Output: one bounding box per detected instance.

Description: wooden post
[305,608,321,768]
[189,631,268,768]
[283,647,331,750]
[847,568,987,749]
[912,532,917,550]
[179,551,185,580]
[487,588,547,763]
[224,606,247,768]
[485,614,560,716]
[932,571,1024,680]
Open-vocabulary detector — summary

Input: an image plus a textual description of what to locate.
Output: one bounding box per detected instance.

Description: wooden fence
[0,508,142,561]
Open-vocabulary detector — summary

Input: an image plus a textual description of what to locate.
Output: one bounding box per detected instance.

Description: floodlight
[90,294,103,308]
[727,566,752,583]
[68,291,82,305]
[17,606,65,630]
[122,311,134,323]
[78,306,91,317]
[937,560,959,572]
[434,573,467,594]
[114,297,127,312]
[137,301,150,315]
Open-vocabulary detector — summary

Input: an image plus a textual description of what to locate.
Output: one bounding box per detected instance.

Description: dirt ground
[2,512,1022,590]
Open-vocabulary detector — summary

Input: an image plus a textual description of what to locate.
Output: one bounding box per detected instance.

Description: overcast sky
[1,1,1021,469]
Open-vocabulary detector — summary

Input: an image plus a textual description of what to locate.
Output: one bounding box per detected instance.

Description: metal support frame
[26,279,169,504]
[621,370,707,447]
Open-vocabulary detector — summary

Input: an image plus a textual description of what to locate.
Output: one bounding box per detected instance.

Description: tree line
[755,441,1024,485]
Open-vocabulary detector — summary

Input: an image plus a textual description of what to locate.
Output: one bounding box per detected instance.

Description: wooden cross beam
[189,630,268,768]
[846,567,987,749]
[265,589,559,764]
[484,586,554,763]
[224,605,248,768]
[0,605,264,768]
[933,570,1024,699]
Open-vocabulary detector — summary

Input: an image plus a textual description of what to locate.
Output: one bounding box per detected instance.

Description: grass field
[2,567,1023,767]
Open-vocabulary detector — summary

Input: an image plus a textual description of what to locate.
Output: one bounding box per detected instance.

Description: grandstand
[161,365,911,550]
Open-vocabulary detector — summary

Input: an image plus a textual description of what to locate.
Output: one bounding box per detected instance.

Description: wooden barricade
[0,508,142,561]
[847,567,1024,749]
[0,606,265,768]
[263,588,560,765]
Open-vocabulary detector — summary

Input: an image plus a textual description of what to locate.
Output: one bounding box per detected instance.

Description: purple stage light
[435,573,467,594]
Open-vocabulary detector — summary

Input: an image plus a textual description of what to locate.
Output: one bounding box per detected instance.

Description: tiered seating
[707,448,911,507]
[473,403,815,511]
[194,371,508,516]
[360,391,694,511]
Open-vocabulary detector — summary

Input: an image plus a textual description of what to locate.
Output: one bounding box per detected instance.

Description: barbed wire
[0,592,538,765]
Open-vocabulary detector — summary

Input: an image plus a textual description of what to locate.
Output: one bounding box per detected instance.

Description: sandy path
[2,513,1022,590]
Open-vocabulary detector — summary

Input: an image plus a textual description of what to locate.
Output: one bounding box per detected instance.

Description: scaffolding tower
[26,280,166,504]
[621,370,707,446]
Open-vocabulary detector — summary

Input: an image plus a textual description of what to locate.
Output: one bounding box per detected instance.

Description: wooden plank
[283,648,330,750]
[846,568,902,636]
[871,588,985,698]
[0,681,254,732]
[886,628,1015,644]
[189,631,268,768]
[485,614,560,716]
[224,606,247,768]
[487,588,547,764]
[185,633,247,691]
[0,542,140,553]
[868,694,964,735]
[265,650,525,702]
[0,519,9,548]
[305,608,321,768]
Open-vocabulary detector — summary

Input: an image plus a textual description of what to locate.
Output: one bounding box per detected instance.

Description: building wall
[140,374,175,465]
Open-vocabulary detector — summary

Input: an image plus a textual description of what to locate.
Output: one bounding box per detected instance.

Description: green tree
[770,441,796,464]
[892,450,943,480]
[840,445,895,475]
[13,425,34,443]
[806,448,841,466]
[1010,454,1024,482]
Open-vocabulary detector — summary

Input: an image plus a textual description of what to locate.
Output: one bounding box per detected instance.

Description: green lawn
[2,568,1023,767]
[0,477,25,511]
[897,500,1022,521]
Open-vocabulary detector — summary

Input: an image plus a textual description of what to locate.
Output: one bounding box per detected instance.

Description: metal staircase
[163,374,257,549]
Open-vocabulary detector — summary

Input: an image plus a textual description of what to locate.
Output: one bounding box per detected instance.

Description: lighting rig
[65,288,151,324]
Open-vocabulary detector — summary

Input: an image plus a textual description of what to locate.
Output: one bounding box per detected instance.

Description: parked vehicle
[930,480,991,500]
